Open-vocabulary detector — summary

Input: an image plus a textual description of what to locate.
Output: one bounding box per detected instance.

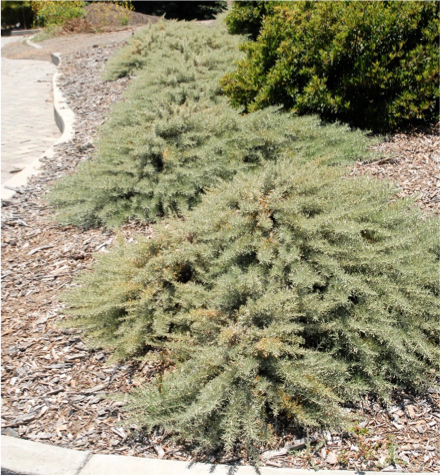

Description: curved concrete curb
[1,29,41,37]
[1,435,421,476]
[51,53,75,139]
[2,436,89,475]
[1,52,75,201]
[26,35,42,49]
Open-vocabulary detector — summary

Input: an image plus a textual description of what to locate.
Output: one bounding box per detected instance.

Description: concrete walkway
[1,36,59,184]
[2,435,421,476]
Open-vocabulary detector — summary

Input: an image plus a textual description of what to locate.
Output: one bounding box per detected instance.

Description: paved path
[1,37,59,184]
[1,434,419,476]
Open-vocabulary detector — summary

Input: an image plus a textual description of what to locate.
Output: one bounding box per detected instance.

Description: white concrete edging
[1,29,41,37]
[1,52,75,201]
[2,435,90,475]
[2,435,423,476]
[26,35,42,49]
[51,53,75,139]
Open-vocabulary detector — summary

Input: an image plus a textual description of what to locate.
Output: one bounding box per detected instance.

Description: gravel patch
[1,41,439,472]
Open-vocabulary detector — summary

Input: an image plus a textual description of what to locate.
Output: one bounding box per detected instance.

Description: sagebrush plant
[63,161,439,454]
[48,18,375,228]
[222,1,439,132]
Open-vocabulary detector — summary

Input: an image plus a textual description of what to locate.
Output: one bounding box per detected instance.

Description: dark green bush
[224,1,282,40]
[48,19,374,228]
[63,161,439,454]
[132,0,227,20]
[222,1,439,132]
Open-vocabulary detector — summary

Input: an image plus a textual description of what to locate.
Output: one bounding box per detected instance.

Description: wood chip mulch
[1,41,439,472]
[351,126,440,215]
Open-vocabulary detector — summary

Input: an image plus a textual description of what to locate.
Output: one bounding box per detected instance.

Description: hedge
[222,1,439,132]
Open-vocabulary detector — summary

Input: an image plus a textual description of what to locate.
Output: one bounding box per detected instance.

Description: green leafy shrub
[133,0,227,20]
[225,0,282,39]
[222,1,439,132]
[48,19,374,228]
[32,1,85,27]
[63,161,439,454]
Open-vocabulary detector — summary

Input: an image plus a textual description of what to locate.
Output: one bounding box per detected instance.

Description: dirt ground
[1,0,215,64]
[1,2,160,61]
[1,26,147,62]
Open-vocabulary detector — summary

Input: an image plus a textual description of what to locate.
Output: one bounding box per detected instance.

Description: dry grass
[85,3,158,30]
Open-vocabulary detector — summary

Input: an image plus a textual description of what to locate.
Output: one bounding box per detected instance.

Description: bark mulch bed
[1,41,439,472]
[351,126,440,215]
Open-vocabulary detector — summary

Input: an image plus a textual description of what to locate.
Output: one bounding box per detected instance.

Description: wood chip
[28,245,55,256]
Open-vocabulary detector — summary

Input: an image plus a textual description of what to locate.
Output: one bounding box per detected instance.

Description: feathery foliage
[63,161,439,453]
[222,1,439,132]
[48,19,375,228]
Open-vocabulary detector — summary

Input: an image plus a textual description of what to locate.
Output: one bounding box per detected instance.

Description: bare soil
[1,4,161,62]
[84,3,159,29]
[2,27,147,62]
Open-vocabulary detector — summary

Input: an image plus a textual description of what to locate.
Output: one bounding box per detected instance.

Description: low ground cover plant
[54,10,439,461]
[63,161,439,455]
[48,19,375,228]
[222,1,439,132]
